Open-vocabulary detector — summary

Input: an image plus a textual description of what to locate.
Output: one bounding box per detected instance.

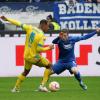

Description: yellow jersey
[6,18,50,61]
[22,24,46,61]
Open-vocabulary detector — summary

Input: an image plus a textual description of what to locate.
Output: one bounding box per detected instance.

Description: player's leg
[35,56,53,92]
[70,62,87,90]
[40,59,66,86]
[11,60,32,92]
[41,60,67,86]
[41,66,53,86]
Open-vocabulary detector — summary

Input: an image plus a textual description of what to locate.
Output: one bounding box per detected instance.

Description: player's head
[39,19,49,32]
[59,29,69,41]
[46,15,53,22]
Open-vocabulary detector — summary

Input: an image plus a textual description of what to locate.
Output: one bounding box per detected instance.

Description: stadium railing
[0,30,99,37]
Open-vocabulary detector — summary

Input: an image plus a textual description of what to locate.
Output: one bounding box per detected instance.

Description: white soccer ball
[49,81,60,92]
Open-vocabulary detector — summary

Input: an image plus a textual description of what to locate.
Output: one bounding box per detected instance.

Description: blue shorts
[52,60,77,75]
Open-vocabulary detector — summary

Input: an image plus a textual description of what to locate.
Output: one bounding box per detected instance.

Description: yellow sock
[15,74,26,89]
[41,69,52,86]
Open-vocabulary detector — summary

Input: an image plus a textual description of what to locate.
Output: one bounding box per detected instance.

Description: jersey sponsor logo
[63,44,72,49]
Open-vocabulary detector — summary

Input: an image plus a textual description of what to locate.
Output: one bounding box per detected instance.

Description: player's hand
[96,28,100,32]
[0,16,8,21]
[49,44,54,50]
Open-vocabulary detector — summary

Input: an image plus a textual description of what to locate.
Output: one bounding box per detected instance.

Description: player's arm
[37,44,54,52]
[37,38,54,52]
[0,16,30,31]
[52,36,60,44]
[72,28,100,42]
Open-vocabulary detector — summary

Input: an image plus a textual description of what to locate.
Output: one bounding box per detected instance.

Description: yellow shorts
[24,55,50,70]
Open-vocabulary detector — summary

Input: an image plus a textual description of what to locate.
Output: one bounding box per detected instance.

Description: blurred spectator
[85,0,100,3]
[0,0,99,2]
[32,0,47,2]
[0,0,30,2]
[46,15,60,30]
[32,0,63,2]
[32,0,42,2]
[75,0,100,3]
[97,0,100,3]
[76,0,85,2]
[86,0,96,3]
[0,0,64,2]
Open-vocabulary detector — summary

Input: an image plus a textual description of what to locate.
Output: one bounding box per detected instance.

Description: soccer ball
[49,81,60,92]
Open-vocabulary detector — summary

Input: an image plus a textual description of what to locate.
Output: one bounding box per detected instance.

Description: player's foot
[80,82,87,90]
[38,85,49,92]
[11,87,20,93]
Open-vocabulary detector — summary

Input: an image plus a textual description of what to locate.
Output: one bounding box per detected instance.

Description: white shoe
[80,82,87,90]
[11,87,20,93]
[38,85,49,92]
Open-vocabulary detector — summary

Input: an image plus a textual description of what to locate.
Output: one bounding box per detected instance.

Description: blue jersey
[52,31,96,62]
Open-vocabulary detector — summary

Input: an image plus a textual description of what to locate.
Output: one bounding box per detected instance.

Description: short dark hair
[40,19,48,25]
[61,29,69,34]
[46,15,53,20]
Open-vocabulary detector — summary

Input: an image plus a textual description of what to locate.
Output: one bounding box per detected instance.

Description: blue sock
[74,72,82,83]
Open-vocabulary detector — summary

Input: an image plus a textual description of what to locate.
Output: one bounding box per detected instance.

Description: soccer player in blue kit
[41,28,100,91]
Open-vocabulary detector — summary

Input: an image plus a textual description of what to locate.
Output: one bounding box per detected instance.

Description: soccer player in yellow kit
[1,16,54,92]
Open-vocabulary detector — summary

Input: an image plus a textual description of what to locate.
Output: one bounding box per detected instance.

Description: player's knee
[22,69,30,76]
[45,63,52,69]
[71,67,78,74]
[69,70,73,74]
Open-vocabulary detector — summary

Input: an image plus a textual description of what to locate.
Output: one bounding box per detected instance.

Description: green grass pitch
[0,77,100,100]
